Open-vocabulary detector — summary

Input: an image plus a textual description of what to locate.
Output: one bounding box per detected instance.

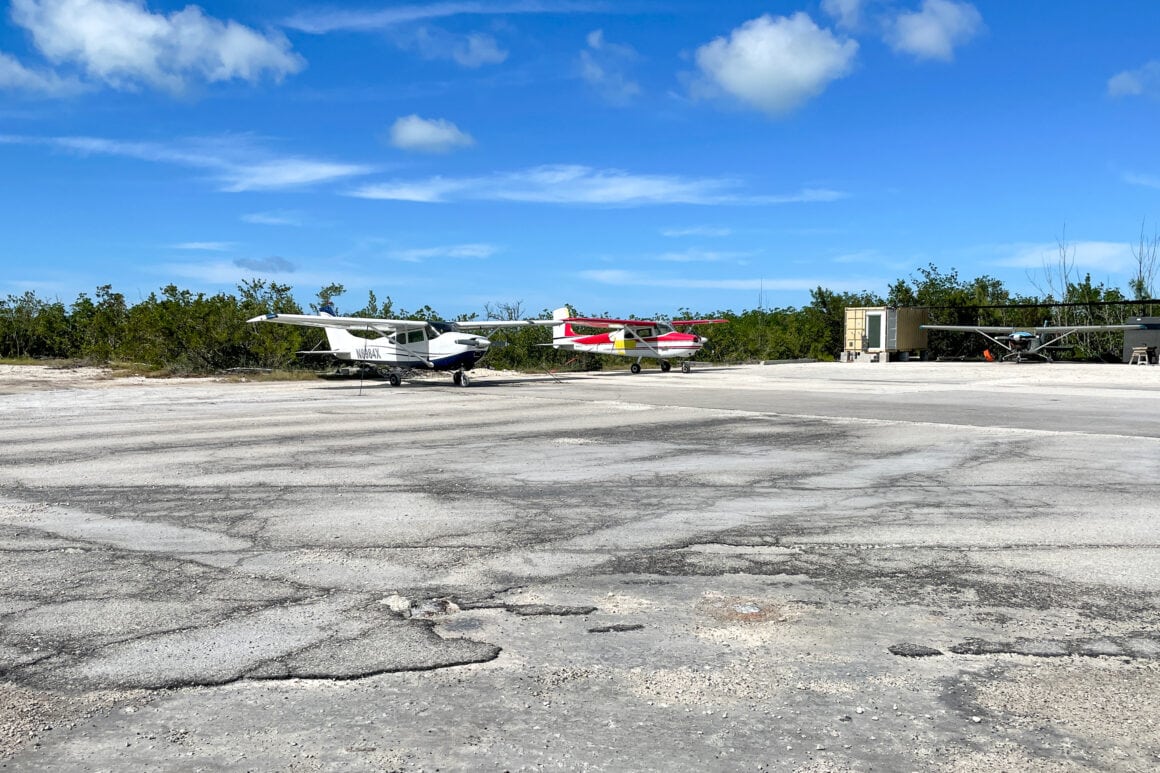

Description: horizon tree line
[2,261,1157,373]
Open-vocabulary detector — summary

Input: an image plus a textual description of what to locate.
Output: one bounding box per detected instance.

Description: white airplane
[547,306,727,373]
[920,323,1146,362]
[248,303,554,386]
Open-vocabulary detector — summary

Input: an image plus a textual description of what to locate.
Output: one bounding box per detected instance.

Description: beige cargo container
[843,307,929,361]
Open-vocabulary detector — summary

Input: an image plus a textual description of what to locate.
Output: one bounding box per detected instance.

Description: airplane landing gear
[660,360,672,373]
[453,370,471,387]
[630,362,642,374]
[388,373,401,387]
[681,361,691,374]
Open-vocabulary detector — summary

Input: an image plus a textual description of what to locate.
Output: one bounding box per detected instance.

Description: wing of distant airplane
[452,319,558,329]
[247,313,428,333]
[921,324,1145,333]
[249,313,558,332]
[563,317,727,328]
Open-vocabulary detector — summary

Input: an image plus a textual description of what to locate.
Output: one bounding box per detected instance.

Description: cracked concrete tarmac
[1,362,1159,771]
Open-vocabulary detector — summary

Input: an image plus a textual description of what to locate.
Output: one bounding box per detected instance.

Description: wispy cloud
[5,0,303,95]
[235,256,296,273]
[995,241,1134,272]
[350,164,846,206]
[578,269,878,292]
[821,0,865,30]
[579,29,640,105]
[284,1,607,34]
[387,243,499,262]
[655,248,753,263]
[0,50,86,95]
[1125,172,1160,189]
[389,115,475,154]
[392,26,509,68]
[1109,62,1160,98]
[692,12,858,116]
[887,0,983,62]
[241,210,305,226]
[2,133,374,191]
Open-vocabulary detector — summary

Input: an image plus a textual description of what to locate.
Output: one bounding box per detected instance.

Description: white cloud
[1125,172,1160,189]
[220,158,372,192]
[996,241,1135,272]
[241,211,304,226]
[887,0,983,62]
[655,248,751,263]
[389,115,475,154]
[5,133,374,191]
[387,243,498,262]
[692,13,858,116]
[579,29,640,105]
[234,256,296,272]
[661,226,733,238]
[1109,61,1160,98]
[0,50,85,95]
[821,0,865,30]
[284,1,606,34]
[399,26,508,68]
[350,164,847,206]
[8,0,303,93]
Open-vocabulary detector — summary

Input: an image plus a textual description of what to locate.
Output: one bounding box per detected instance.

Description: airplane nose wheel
[453,370,471,387]
[681,362,691,374]
[660,360,672,373]
[630,363,641,374]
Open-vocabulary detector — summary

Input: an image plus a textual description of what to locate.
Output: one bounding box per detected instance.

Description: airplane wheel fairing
[681,362,691,373]
[630,363,641,374]
[388,374,401,387]
[660,361,672,372]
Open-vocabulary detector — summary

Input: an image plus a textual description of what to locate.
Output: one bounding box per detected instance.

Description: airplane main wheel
[630,363,642,374]
[388,374,401,387]
[660,361,672,373]
[681,362,691,374]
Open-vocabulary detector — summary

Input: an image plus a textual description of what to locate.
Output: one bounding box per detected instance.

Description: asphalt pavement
[1,362,1158,771]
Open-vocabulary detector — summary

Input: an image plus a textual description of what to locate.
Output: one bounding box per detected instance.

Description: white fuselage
[325,323,490,371]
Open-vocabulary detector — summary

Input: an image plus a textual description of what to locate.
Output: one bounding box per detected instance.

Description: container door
[865,312,884,350]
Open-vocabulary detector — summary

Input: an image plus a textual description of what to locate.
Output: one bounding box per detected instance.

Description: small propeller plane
[248,303,554,386]
[547,306,727,373]
[920,323,1145,363]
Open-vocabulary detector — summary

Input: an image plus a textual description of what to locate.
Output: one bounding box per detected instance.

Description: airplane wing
[563,317,654,328]
[921,324,1145,333]
[452,319,558,330]
[672,319,728,326]
[563,317,728,329]
[247,313,428,333]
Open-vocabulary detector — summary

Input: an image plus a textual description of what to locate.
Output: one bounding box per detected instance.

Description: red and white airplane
[548,306,726,373]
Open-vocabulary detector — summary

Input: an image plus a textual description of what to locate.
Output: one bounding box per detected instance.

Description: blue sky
[3,0,1160,317]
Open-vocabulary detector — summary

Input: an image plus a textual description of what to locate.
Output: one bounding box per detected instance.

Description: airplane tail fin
[552,306,574,340]
[316,303,364,355]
